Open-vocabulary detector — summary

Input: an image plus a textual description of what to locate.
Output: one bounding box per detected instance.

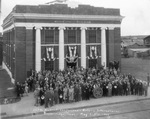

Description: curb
[65,97,150,111]
[2,97,150,119]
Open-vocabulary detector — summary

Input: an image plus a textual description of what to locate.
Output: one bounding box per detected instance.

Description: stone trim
[3,23,121,32]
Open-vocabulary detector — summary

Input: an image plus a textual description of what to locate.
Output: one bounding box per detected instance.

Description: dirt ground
[121,57,150,81]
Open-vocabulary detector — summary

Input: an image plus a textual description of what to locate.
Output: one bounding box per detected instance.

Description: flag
[66,45,78,63]
[90,46,98,59]
[46,47,55,61]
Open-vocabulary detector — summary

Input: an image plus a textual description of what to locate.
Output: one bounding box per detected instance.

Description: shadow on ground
[0,69,17,104]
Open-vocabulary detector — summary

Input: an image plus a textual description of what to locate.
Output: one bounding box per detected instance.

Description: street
[13,99,150,119]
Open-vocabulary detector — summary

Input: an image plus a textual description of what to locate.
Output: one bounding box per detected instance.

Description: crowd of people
[15,61,149,108]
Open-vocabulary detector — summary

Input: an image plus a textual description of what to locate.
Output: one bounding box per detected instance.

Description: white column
[35,26,41,72]
[81,27,86,69]
[101,27,107,69]
[59,27,65,71]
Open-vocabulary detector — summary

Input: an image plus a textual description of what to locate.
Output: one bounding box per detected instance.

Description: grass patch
[121,58,150,81]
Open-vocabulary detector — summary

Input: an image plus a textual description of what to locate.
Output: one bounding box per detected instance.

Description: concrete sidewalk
[1,87,150,118]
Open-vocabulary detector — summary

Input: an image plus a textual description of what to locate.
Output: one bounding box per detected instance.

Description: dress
[69,87,74,102]
[108,83,112,97]
[63,87,68,102]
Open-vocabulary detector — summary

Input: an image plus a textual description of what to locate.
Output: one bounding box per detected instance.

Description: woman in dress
[63,85,69,103]
[108,82,112,97]
[69,85,74,103]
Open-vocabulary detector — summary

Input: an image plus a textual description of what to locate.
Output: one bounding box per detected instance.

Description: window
[89,30,96,43]
[68,30,76,43]
[45,30,54,44]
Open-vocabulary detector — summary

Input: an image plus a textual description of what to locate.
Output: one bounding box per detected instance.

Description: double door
[89,59,97,68]
[45,61,54,71]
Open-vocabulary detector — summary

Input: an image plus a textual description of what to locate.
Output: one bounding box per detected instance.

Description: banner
[42,47,55,61]
[66,46,78,63]
[87,46,98,59]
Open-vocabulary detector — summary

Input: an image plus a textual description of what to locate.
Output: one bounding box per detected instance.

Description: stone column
[81,27,86,69]
[35,26,41,72]
[101,27,107,69]
[59,27,65,71]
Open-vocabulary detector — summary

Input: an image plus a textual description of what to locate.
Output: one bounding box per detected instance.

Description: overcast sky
[1,0,150,36]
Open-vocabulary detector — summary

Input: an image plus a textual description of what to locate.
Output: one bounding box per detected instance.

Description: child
[25,83,29,96]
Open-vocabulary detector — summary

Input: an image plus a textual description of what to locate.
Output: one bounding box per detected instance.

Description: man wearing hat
[49,87,54,107]
[34,86,40,106]
[45,87,51,108]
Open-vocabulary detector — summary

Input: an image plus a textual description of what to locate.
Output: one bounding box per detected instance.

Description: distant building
[2,4,123,82]
[128,48,150,58]
[143,35,150,47]
[127,43,143,49]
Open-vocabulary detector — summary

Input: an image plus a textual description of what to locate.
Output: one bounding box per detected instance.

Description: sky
[0,0,150,36]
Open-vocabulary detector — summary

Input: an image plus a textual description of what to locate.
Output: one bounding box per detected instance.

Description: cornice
[2,13,124,28]
[3,22,121,32]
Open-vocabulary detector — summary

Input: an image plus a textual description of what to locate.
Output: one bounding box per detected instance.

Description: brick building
[2,4,123,82]
[0,33,2,66]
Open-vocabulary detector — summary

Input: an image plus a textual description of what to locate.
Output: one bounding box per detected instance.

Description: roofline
[143,35,150,40]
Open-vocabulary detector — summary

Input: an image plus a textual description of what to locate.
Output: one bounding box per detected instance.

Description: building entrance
[45,61,54,71]
[66,62,77,69]
[89,59,97,68]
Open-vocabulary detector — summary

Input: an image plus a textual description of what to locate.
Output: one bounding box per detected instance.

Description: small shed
[143,35,150,47]
[128,48,150,58]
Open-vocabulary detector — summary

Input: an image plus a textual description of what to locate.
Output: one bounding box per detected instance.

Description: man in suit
[74,83,79,102]
[85,83,90,100]
[49,87,54,107]
[147,73,150,86]
[143,81,148,96]
[34,87,40,106]
[45,88,51,108]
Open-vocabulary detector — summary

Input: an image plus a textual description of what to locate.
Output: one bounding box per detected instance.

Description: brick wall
[26,28,34,78]
[11,29,15,78]
[106,29,115,66]
[14,5,120,16]
[114,28,121,68]
[15,27,26,82]
[0,36,3,65]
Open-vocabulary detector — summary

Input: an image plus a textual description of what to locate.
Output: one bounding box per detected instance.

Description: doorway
[66,62,77,69]
[89,59,97,68]
[45,61,54,71]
